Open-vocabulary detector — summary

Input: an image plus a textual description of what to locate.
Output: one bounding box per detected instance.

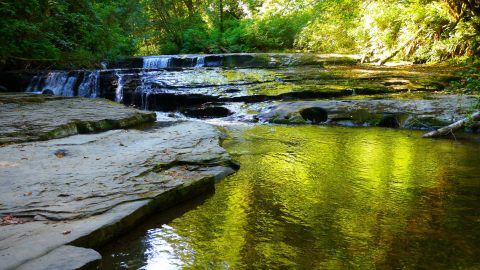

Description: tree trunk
[422,111,480,138]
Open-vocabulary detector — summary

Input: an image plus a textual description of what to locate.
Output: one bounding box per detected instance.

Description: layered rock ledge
[256,95,478,130]
[0,93,156,145]
[0,94,238,269]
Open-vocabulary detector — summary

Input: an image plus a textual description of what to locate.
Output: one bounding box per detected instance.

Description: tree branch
[422,110,480,138]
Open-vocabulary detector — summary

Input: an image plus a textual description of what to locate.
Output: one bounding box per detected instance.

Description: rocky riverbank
[0,94,238,270]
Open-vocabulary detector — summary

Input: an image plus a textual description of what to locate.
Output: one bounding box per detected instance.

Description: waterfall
[26,71,99,97]
[46,72,69,95]
[115,72,125,103]
[62,76,77,96]
[195,56,205,68]
[26,76,43,93]
[143,56,171,69]
[25,72,77,96]
[135,70,158,110]
[78,71,100,98]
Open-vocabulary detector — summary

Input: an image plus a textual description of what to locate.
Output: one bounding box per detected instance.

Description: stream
[99,125,480,269]
[11,54,480,269]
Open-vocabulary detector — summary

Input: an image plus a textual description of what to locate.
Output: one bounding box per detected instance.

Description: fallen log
[422,110,480,138]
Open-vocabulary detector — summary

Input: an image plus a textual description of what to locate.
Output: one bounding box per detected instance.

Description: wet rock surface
[0,93,156,145]
[256,95,477,129]
[9,54,459,115]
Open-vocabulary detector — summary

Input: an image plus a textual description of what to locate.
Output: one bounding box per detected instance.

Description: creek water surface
[100,125,480,269]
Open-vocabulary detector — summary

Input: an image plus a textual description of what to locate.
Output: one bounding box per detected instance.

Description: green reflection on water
[102,126,480,269]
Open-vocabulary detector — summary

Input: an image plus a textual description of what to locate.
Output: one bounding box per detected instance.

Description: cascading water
[26,72,77,96]
[143,56,171,69]
[22,54,329,111]
[194,56,205,68]
[78,71,100,98]
[62,76,77,97]
[115,71,125,103]
[26,71,99,98]
[26,75,43,93]
[44,72,69,95]
[137,70,156,110]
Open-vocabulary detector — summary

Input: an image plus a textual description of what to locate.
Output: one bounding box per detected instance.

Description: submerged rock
[41,89,54,95]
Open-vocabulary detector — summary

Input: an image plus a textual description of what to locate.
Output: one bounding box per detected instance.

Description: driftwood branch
[422,111,480,138]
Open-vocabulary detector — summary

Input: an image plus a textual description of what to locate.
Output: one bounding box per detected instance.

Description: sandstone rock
[0,121,238,270]
[256,95,477,130]
[0,93,156,145]
[17,246,101,270]
[0,121,235,220]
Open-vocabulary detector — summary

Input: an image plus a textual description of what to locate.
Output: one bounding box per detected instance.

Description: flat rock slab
[17,245,101,270]
[0,121,237,269]
[0,93,156,145]
[0,121,235,220]
[257,95,477,129]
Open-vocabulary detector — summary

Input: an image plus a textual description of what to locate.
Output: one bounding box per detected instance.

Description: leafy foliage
[1,0,479,69]
[0,0,146,69]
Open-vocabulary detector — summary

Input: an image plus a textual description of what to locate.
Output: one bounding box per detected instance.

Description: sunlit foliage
[1,0,479,69]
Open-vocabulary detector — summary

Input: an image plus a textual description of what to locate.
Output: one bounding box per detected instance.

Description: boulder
[299,107,328,124]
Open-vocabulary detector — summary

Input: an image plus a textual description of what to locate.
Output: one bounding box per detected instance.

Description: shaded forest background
[1,0,479,68]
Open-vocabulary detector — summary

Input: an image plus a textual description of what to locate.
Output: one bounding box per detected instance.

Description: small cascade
[143,56,171,69]
[136,70,154,110]
[26,76,43,93]
[62,76,77,96]
[195,56,206,68]
[78,71,100,98]
[45,72,70,95]
[26,71,100,98]
[26,72,78,96]
[115,72,126,103]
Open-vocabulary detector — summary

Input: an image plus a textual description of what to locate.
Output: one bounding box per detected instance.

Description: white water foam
[115,71,126,103]
[77,71,100,98]
[195,56,205,68]
[143,56,171,69]
[27,72,77,96]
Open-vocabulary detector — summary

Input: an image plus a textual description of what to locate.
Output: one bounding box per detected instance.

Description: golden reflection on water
[102,125,480,269]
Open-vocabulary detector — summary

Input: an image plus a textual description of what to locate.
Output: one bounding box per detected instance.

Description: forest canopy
[1,0,479,68]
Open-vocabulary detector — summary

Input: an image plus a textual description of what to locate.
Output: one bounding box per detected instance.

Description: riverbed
[2,53,478,269]
[100,125,480,269]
